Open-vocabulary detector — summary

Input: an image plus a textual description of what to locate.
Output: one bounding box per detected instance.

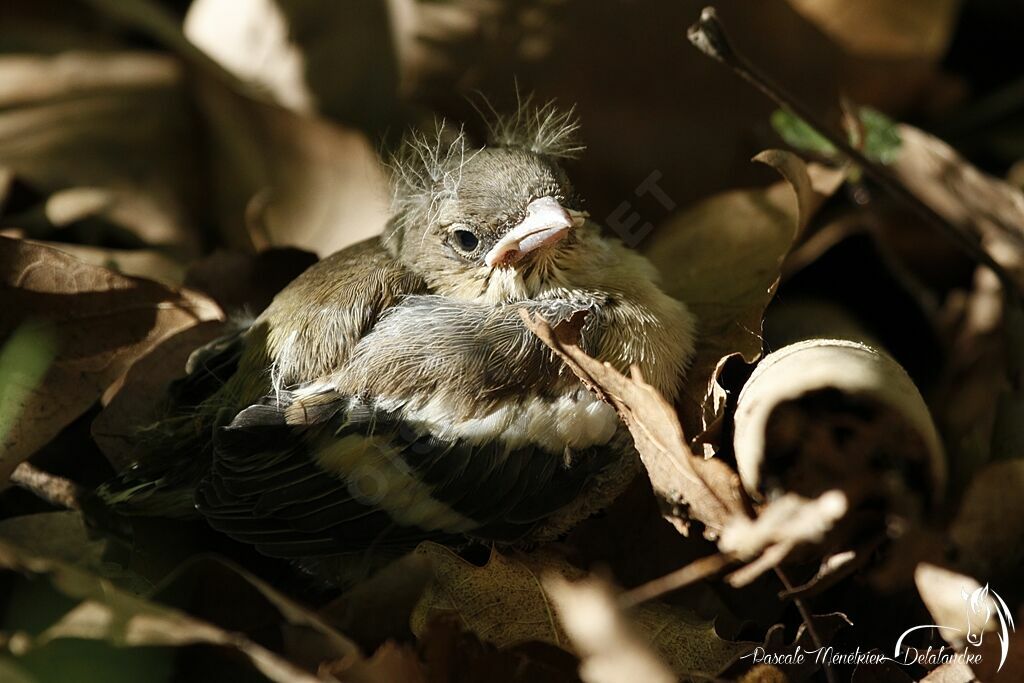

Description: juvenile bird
[100,102,696,579]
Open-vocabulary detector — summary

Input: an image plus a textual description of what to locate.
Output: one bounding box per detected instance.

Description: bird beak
[484,196,587,268]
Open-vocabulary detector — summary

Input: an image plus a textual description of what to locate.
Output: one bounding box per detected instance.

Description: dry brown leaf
[183,247,318,315]
[183,0,401,131]
[63,0,393,257]
[184,0,316,113]
[644,152,844,444]
[912,566,1023,680]
[149,556,360,671]
[0,0,131,53]
[0,511,148,593]
[24,240,187,286]
[920,660,978,683]
[913,564,988,649]
[0,237,222,482]
[720,490,848,587]
[0,51,205,256]
[545,575,675,683]
[410,543,576,651]
[91,320,229,472]
[195,78,390,256]
[0,540,327,683]
[785,0,962,59]
[320,641,426,683]
[523,312,744,539]
[950,460,1024,579]
[415,613,583,683]
[896,125,1024,478]
[782,0,963,108]
[890,124,1024,287]
[410,543,752,679]
[970,604,1024,683]
[320,550,434,649]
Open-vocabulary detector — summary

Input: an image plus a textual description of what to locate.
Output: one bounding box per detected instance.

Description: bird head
[383,101,590,302]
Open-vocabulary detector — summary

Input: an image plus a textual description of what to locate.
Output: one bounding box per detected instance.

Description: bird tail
[94,323,254,519]
[93,415,214,519]
[94,463,202,519]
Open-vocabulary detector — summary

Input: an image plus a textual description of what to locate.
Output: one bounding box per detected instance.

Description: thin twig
[619,553,734,609]
[775,567,837,683]
[9,462,82,510]
[687,6,1023,302]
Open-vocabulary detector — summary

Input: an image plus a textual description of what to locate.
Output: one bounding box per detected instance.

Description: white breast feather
[380,391,619,453]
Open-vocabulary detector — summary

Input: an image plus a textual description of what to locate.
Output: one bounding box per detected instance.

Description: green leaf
[859,106,902,164]
[770,107,903,165]
[0,323,57,449]
[770,109,838,159]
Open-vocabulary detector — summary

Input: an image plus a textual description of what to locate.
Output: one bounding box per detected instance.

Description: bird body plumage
[98,103,697,581]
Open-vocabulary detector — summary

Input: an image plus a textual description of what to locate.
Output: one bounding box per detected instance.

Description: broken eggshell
[732,339,945,509]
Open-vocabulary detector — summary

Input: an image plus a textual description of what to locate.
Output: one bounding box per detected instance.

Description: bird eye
[452,229,480,253]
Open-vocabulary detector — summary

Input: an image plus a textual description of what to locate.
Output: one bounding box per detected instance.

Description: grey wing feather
[195,390,621,557]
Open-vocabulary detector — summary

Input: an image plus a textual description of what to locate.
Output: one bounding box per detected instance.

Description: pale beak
[484,196,587,268]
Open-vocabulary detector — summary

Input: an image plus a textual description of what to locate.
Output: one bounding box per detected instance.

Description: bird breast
[374,389,620,456]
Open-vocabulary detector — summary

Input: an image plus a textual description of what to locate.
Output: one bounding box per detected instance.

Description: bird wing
[195,392,621,560]
[254,238,427,391]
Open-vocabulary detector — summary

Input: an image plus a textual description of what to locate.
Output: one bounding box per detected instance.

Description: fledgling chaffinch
[100,101,696,578]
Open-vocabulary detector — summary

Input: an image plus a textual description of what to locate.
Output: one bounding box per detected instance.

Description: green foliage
[0,324,57,448]
[770,106,902,165]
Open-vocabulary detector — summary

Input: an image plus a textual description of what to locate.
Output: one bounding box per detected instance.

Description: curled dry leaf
[732,339,945,505]
[523,312,744,539]
[644,151,844,445]
[0,237,222,483]
[410,542,753,679]
[545,575,675,683]
[781,1,961,109]
[0,51,204,256]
